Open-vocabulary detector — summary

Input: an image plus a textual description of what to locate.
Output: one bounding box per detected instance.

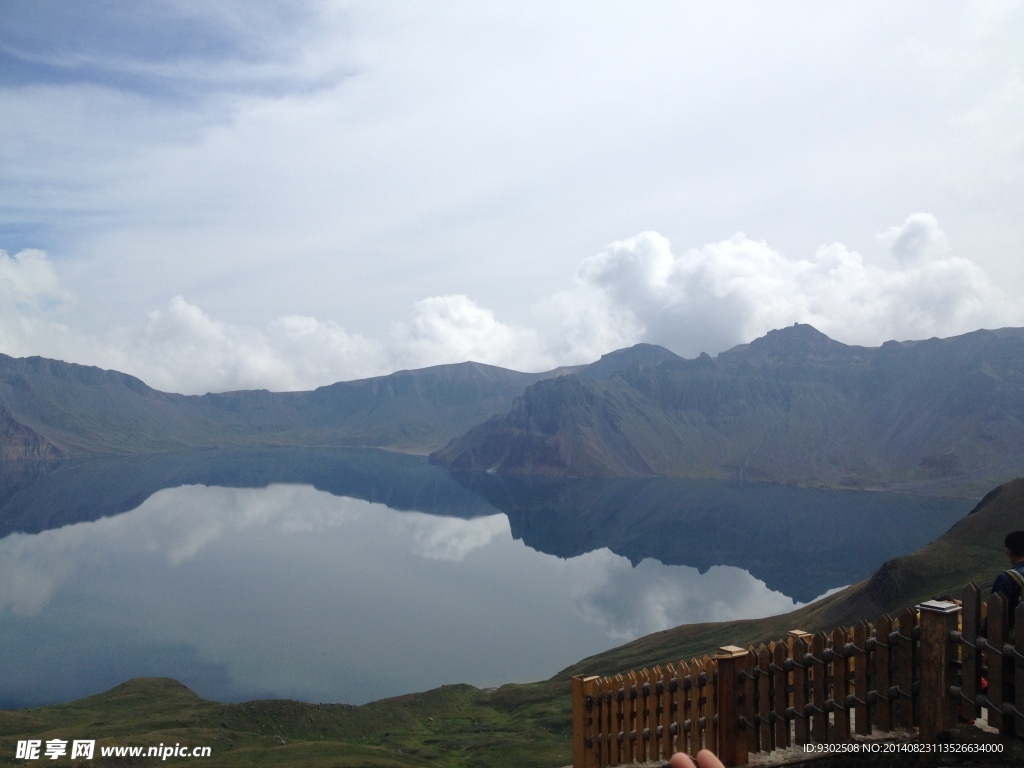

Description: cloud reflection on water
[0,483,805,705]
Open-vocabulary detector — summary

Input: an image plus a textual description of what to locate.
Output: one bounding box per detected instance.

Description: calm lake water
[0,449,972,708]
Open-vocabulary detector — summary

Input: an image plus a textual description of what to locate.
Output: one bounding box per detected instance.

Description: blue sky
[1,1,1022,393]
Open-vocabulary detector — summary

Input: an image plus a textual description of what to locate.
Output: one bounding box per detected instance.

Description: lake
[0,449,972,708]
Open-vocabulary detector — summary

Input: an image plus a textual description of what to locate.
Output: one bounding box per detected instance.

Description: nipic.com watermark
[15,740,212,761]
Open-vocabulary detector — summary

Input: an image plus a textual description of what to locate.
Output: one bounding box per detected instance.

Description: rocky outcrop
[0,404,66,461]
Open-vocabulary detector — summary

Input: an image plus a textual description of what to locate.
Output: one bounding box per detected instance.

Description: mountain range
[431,324,1024,495]
[2,325,1024,494]
[0,343,675,459]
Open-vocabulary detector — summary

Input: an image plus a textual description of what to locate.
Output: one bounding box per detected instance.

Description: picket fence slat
[960,584,981,723]
[987,593,1007,733]
[853,621,870,736]
[791,635,808,745]
[896,607,916,731]
[660,664,673,759]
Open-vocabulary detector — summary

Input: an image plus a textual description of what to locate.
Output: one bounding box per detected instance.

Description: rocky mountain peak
[719,323,854,367]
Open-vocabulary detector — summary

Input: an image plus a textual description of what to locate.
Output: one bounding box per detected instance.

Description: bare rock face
[0,405,66,461]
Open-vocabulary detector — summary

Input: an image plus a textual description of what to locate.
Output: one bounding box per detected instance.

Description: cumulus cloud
[97,296,384,393]
[0,249,70,310]
[0,213,1020,393]
[391,294,548,371]
[0,256,387,393]
[877,212,952,265]
[574,214,1024,356]
[0,248,79,361]
[530,285,643,367]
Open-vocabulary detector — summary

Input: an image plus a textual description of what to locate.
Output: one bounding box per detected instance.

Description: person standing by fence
[991,530,1024,629]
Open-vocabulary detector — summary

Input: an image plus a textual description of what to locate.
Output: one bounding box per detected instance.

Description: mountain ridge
[430,324,1024,495]
[5,325,1024,494]
[0,345,675,458]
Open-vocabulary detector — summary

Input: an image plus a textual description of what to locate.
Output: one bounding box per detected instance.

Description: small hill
[431,325,1024,495]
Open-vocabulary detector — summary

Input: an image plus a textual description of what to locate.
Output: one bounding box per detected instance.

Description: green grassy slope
[0,679,572,768]
[3,478,1021,767]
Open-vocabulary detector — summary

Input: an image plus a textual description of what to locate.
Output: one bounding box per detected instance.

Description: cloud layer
[3,3,1023,353]
[579,213,1023,358]
[0,213,1020,394]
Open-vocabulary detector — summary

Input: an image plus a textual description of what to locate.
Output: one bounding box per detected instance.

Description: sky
[1,1,1022,394]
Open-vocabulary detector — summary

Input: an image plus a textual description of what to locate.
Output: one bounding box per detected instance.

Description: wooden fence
[571,581,1024,767]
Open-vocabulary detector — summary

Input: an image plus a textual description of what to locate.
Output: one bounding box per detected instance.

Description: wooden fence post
[714,645,748,767]
[572,675,600,768]
[917,599,960,741]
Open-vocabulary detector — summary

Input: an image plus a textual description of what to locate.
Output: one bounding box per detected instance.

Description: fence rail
[572,581,1024,767]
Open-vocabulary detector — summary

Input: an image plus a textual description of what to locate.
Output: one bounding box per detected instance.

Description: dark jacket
[990,561,1024,629]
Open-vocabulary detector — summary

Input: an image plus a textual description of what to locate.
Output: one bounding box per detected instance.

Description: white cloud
[0,213,1020,393]
[574,215,1024,356]
[0,248,70,309]
[0,255,386,394]
[113,296,385,393]
[391,294,547,371]
[1,2,1023,355]
[0,248,78,361]
[876,212,952,266]
[530,284,643,366]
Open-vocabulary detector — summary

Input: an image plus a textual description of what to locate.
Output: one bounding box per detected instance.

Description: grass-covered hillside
[2,477,1021,767]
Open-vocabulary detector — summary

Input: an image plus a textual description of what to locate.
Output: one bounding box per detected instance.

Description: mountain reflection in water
[0,449,971,707]
[451,472,973,602]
